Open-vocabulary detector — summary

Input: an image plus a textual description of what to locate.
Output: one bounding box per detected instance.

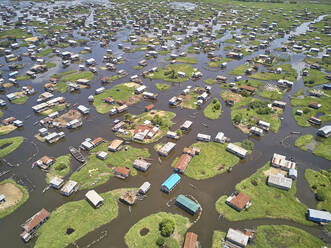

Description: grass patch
[295,134,313,151]
[52,70,76,79]
[16,75,30,81]
[93,83,140,114]
[11,95,28,105]
[259,87,286,100]
[303,69,328,87]
[203,98,222,120]
[54,71,94,93]
[0,178,29,219]
[147,64,195,83]
[70,144,150,190]
[0,29,30,39]
[36,48,52,58]
[171,142,249,180]
[291,91,331,127]
[0,125,17,136]
[208,58,232,68]
[249,225,326,248]
[228,64,251,76]
[46,62,56,69]
[305,169,331,214]
[204,79,218,85]
[211,231,226,248]
[173,57,198,64]
[215,162,313,226]
[312,137,331,161]
[34,188,131,248]
[155,83,170,91]
[134,65,143,70]
[124,212,190,248]
[46,155,71,184]
[0,137,24,158]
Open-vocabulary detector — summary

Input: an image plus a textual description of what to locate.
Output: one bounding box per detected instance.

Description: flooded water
[0,1,330,248]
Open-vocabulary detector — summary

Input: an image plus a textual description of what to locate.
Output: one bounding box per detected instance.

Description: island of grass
[36,48,52,58]
[249,63,298,82]
[0,125,17,136]
[295,134,314,151]
[249,225,326,247]
[259,85,286,100]
[220,90,256,111]
[115,110,176,143]
[46,155,71,184]
[228,64,251,76]
[179,87,206,110]
[215,162,313,226]
[146,64,196,83]
[124,212,190,248]
[166,56,198,64]
[203,98,222,120]
[295,135,331,161]
[155,83,170,91]
[34,188,133,248]
[290,90,331,127]
[211,230,226,248]
[171,141,253,180]
[93,83,141,114]
[0,178,29,219]
[53,71,94,93]
[0,28,31,39]
[11,92,29,105]
[304,57,331,72]
[0,136,24,158]
[303,69,329,87]
[70,143,150,189]
[219,79,261,90]
[231,99,282,133]
[40,103,67,116]
[208,58,232,68]
[204,79,218,85]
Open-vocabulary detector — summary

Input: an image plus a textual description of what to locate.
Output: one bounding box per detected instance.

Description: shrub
[316,189,326,201]
[55,163,67,171]
[303,108,310,114]
[156,237,165,246]
[212,98,217,104]
[159,218,175,237]
[233,114,242,124]
[241,139,254,150]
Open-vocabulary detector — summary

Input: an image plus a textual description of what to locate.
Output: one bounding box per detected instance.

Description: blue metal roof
[161,173,181,191]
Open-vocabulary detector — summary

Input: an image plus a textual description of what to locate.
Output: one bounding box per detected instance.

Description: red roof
[240,85,256,92]
[184,232,198,248]
[24,208,50,233]
[114,166,130,176]
[174,154,192,172]
[134,124,153,134]
[92,137,103,146]
[230,192,251,210]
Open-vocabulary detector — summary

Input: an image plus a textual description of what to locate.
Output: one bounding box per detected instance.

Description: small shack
[175,194,200,215]
[85,190,104,208]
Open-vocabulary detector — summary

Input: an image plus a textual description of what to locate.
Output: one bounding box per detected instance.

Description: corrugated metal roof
[161,173,181,190]
[176,194,200,213]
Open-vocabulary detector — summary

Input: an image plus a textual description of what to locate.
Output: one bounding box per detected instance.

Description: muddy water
[0,2,330,247]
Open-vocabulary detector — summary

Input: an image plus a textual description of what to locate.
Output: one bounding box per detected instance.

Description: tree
[316,189,326,201]
[213,102,221,110]
[212,98,217,104]
[233,114,242,124]
[175,129,182,137]
[156,237,165,246]
[159,218,175,237]
[124,113,133,123]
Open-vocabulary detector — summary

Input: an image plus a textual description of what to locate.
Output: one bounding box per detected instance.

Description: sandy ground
[54,109,82,127]
[123,82,140,88]
[0,183,24,210]
[263,167,287,177]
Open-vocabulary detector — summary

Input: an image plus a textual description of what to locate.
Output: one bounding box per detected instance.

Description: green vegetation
[147,64,195,83]
[35,188,130,248]
[0,136,24,158]
[0,125,17,136]
[134,65,143,70]
[219,80,261,90]
[228,64,251,75]
[203,98,222,120]
[313,137,331,161]
[155,83,170,91]
[52,70,76,79]
[46,62,56,69]
[259,87,285,100]
[295,134,313,151]
[305,169,331,215]
[211,231,226,248]
[208,58,232,68]
[70,143,150,189]
[93,83,140,114]
[53,70,94,93]
[159,218,175,237]
[304,57,331,72]
[125,212,190,248]
[250,63,297,82]
[0,178,29,219]
[16,75,30,81]
[172,141,251,180]
[0,29,31,39]
[180,87,205,110]
[291,91,331,127]
[303,69,328,87]
[249,225,326,248]
[11,95,28,105]
[116,110,176,143]
[46,155,71,184]
[231,99,282,133]
[204,79,218,85]
[166,57,198,64]
[215,162,312,226]
[36,48,52,57]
